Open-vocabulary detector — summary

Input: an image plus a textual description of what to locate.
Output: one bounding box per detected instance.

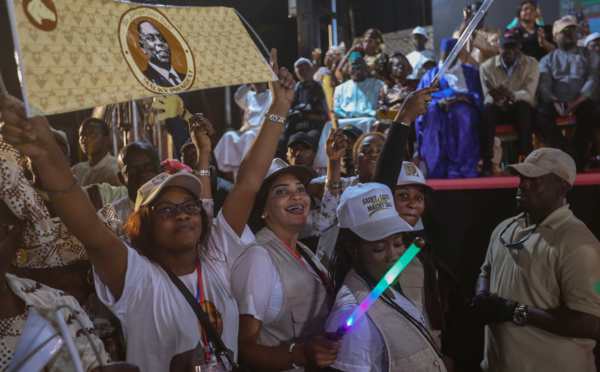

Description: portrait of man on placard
[137,19,187,87]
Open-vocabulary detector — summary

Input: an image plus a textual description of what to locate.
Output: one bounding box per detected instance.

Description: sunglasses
[151,200,202,219]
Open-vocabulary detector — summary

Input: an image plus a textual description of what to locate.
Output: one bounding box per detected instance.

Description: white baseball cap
[412,26,429,39]
[294,57,313,69]
[396,161,433,191]
[337,182,413,241]
[585,32,600,47]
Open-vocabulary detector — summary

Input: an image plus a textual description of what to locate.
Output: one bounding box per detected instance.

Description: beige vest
[255,228,330,368]
[344,269,446,372]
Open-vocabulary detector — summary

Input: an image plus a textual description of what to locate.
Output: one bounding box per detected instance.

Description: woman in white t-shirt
[1,50,297,372]
[231,130,348,370]
[326,182,446,372]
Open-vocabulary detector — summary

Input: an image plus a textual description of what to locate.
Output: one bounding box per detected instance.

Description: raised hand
[325,128,348,163]
[0,93,58,160]
[268,48,296,109]
[394,86,438,124]
[188,113,214,154]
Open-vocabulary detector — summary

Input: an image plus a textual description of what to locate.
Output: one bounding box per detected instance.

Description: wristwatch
[265,112,287,125]
[512,303,528,326]
[325,179,343,190]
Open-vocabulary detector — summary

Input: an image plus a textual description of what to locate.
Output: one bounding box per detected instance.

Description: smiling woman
[231,159,341,371]
[0,48,299,372]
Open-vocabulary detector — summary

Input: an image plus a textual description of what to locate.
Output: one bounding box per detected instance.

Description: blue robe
[416,65,483,179]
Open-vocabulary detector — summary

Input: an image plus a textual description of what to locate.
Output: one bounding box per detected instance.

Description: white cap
[396,162,432,191]
[337,182,413,241]
[294,58,313,69]
[412,26,429,39]
[585,32,600,47]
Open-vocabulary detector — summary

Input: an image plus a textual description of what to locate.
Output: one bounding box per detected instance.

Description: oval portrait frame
[118,6,195,94]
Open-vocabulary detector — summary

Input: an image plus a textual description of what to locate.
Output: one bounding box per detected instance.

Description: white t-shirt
[95,211,254,372]
[231,244,318,324]
[325,284,424,372]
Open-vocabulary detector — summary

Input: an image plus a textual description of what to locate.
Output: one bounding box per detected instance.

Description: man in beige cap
[537,14,600,172]
[472,148,600,371]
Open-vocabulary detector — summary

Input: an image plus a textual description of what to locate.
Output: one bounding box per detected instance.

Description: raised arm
[372,87,437,193]
[222,49,296,236]
[1,94,128,297]
[188,114,214,200]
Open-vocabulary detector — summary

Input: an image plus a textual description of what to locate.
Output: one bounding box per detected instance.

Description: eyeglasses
[123,163,159,178]
[151,200,202,219]
[497,220,538,250]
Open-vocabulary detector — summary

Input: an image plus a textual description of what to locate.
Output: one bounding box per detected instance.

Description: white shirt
[71,153,122,187]
[407,49,436,79]
[231,244,318,324]
[325,284,424,372]
[95,211,255,372]
[234,84,272,132]
[110,195,134,224]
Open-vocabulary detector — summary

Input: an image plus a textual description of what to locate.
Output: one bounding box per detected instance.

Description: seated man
[480,31,539,176]
[333,52,384,120]
[407,26,436,80]
[453,1,501,68]
[71,118,122,187]
[536,15,600,172]
[286,130,320,172]
[286,58,328,137]
[213,83,272,177]
[417,38,483,179]
[314,52,382,173]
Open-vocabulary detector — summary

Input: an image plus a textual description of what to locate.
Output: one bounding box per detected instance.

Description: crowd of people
[1,2,600,372]
[214,1,600,180]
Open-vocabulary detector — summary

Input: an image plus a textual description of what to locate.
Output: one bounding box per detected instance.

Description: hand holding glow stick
[328,237,426,341]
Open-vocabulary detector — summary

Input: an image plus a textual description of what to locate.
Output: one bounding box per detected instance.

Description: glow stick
[431,0,495,87]
[328,237,425,341]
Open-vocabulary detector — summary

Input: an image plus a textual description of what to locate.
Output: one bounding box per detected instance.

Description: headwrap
[0,140,120,268]
[441,38,458,53]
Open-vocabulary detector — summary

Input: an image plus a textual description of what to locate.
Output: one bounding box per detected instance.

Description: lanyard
[194,258,211,360]
[279,239,335,300]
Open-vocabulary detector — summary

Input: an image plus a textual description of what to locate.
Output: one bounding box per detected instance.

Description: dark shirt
[287,81,328,135]
[510,24,554,61]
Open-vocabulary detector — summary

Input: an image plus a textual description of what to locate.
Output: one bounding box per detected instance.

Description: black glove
[471,293,518,325]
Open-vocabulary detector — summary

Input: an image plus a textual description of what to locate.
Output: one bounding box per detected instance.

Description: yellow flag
[7,0,276,116]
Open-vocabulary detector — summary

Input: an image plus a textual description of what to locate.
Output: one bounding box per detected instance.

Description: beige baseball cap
[553,14,578,37]
[504,148,576,186]
[135,172,203,211]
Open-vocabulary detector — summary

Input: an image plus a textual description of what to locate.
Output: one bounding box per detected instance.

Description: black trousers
[536,98,598,168]
[480,101,534,161]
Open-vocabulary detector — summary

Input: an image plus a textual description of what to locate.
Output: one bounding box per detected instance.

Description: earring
[261,214,266,219]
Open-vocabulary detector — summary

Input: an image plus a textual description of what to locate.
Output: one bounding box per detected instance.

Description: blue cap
[441,38,458,52]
